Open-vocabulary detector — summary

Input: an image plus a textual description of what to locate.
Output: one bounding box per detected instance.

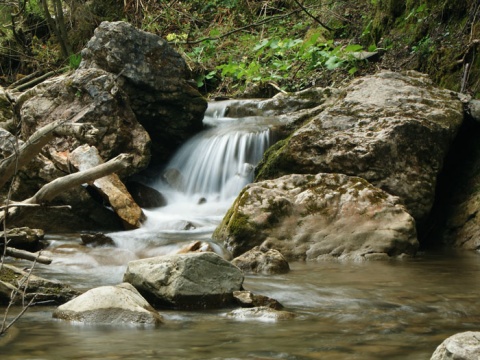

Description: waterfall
[156,100,274,201]
[110,100,277,253]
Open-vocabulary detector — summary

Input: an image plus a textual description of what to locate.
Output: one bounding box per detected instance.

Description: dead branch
[11,67,69,92]
[183,9,302,45]
[5,247,52,265]
[0,105,93,189]
[292,0,333,31]
[23,153,133,204]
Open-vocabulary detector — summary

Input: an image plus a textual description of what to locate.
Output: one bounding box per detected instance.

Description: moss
[255,137,295,181]
[0,267,18,284]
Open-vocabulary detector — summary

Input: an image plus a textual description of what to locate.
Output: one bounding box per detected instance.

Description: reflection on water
[2,249,480,359]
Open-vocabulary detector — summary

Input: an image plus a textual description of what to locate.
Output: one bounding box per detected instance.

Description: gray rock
[0,264,79,305]
[214,173,418,260]
[256,71,464,225]
[227,306,295,321]
[231,246,290,274]
[53,283,163,325]
[0,227,45,252]
[233,290,284,310]
[80,232,115,247]
[123,252,244,309]
[468,99,480,123]
[80,21,207,165]
[431,331,480,360]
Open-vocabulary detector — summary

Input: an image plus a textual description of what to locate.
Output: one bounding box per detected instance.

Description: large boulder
[123,252,244,309]
[80,21,207,164]
[52,283,163,325]
[213,173,418,260]
[431,331,480,360]
[255,71,464,226]
[7,67,151,231]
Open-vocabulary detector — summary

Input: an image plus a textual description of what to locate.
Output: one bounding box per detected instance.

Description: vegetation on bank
[0,0,479,98]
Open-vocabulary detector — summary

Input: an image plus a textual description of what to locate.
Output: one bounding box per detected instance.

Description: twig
[0,203,71,211]
[292,0,333,31]
[182,9,302,45]
[11,67,69,92]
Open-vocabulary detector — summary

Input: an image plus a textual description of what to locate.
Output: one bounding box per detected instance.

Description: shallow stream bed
[2,248,480,360]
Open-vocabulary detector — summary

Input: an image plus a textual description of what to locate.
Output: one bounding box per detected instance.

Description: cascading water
[108,100,278,258]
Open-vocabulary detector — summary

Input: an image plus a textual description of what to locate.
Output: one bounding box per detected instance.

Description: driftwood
[0,105,94,189]
[24,153,133,204]
[5,247,52,265]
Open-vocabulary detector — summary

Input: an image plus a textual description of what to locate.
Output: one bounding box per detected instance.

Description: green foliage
[68,53,82,69]
[215,32,366,89]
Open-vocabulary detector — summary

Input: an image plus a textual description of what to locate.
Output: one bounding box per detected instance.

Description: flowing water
[2,100,480,359]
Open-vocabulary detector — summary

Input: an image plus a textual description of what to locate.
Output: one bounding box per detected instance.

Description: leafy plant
[68,53,82,69]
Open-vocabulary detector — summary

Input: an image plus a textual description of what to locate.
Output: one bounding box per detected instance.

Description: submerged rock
[123,252,244,309]
[256,71,464,226]
[231,246,290,274]
[80,232,115,247]
[431,331,480,360]
[214,173,418,261]
[53,283,163,325]
[233,290,284,310]
[227,306,295,322]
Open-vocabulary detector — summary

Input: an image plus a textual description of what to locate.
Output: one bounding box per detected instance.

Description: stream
[2,100,480,359]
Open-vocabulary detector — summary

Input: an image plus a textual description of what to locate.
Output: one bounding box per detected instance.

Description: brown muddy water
[2,244,480,360]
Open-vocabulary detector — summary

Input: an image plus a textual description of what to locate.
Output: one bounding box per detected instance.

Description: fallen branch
[5,247,52,265]
[10,67,69,92]
[23,153,133,204]
[0,204,71,211]
[0,105,93,189]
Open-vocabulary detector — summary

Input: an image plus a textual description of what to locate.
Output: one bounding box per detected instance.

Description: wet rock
[0,264,80,305]
[176,240,215,254]
[163,168,185,192]
[52,283,163,325]
[0,227,45,251]
[210,87,339,118]
[468,99,480,123]
[431,331,480,360]
[80,21,207,165]
[123,252,244,309]
[227,306,295,322]
[126,181,166,209]
[80,232,115,247]
[256,71,464,226]
[233,290,284,310]
[231,246,290,274]
[69,145,145,229]
[214,173,418,261]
